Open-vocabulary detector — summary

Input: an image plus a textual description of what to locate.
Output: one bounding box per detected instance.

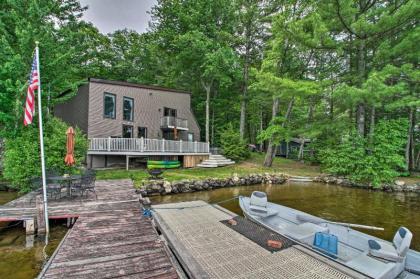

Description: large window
[104,93,116,119]
[138,127,147,138]
[164,107,177,117]
[123,97,134,121]
[122,125,133,138]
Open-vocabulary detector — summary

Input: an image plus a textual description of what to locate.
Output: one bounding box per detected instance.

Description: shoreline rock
[139,173,287,196]
[313,174,420,193]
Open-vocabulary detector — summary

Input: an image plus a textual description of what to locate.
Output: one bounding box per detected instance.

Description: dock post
[36,195,46,235]
[26,235,35,248]
[25,219,35,235]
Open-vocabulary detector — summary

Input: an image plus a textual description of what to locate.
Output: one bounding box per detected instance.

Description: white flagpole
[35,41,50,238]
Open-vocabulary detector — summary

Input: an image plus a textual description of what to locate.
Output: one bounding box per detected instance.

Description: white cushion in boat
[347,253,396,279]
[368,227,412,262]
[284,222,328,243]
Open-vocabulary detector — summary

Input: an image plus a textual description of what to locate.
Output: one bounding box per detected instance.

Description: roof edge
[88,78,191,94]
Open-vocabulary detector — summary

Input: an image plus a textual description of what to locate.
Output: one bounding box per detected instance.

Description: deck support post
[36,195,46,235]
[67,217,71,228]
[126,155,129,171]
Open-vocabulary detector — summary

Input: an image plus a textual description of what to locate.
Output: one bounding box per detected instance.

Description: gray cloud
[79,0,157,34]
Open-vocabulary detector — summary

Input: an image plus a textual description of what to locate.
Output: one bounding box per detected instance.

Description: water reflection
[0,221,68,279]
[151,181,420,250]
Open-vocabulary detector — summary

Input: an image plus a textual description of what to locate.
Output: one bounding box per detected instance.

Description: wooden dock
[152,201,367,279]
[0,179,178,279]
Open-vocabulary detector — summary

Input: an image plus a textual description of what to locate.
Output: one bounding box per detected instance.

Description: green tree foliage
[1,0,418,187]
[220,124,250,162]
[3,118,87,192]
[320,119,408,186]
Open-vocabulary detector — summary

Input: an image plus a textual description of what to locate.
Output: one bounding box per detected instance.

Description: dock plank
[8,179,182,279]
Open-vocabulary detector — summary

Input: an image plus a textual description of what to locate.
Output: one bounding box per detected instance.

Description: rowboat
[239,191,420,279]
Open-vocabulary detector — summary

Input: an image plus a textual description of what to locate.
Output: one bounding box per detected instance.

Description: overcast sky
[79,0,157,34]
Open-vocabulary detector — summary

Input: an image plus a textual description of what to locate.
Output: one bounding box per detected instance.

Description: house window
[122,125,133,138]
[138,127,147,138]
[123,97,134,121]
[164,107,177,117]
[188,133,194,142]
[104,93,116,119]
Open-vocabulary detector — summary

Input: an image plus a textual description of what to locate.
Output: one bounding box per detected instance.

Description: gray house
[55,78,209,169]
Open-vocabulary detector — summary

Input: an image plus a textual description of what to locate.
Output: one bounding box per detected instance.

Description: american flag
[23,54,39,126]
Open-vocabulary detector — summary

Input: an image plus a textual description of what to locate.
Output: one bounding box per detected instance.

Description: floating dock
[152,200,367,279]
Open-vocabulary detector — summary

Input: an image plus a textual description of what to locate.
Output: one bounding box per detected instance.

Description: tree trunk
[259,108,264,152]
[263,97,279,167]
[356,38,366,136]
[239,52,250,140]
[202,81,212,143]
[357,104,365,137]
[405,107,414,171]
[410,109,416,169]
[283,97,295,127]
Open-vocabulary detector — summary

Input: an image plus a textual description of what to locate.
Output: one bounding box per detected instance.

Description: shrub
[3,117,87,192]
[320,119,408,187]
[219,124,250,162]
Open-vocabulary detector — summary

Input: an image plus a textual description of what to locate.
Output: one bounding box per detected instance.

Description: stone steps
[288,176,314,182]
[197,155,235,168]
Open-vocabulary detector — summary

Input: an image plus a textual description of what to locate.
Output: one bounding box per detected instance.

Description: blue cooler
[313,232,338,258]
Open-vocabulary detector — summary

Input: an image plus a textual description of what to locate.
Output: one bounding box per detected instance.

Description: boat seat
[347,253,396,279]
[283,222,328,244]
[368,227,412,262]
[248,191,278,217]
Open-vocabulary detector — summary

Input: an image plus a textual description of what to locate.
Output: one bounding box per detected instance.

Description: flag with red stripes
[23,54,39,126]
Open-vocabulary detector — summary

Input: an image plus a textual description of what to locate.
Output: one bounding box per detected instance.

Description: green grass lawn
[96,153,322,187]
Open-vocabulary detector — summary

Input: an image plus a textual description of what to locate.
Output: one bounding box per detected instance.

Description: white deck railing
[89,138,210,154]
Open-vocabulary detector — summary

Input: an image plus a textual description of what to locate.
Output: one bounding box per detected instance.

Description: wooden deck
[152,201,366,279]
[0,180,178,279]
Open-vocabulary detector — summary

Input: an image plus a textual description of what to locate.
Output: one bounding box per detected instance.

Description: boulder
[394,180,405,187]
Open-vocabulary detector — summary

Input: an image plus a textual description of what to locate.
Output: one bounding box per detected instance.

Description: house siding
[87,81,200,140]
[54,84,89,134]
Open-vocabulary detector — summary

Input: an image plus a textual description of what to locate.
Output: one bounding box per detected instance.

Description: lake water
[0,192,68,279]
[151,181,420,250]
[1,181,419,278]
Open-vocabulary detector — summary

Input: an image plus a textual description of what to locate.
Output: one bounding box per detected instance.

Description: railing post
[207,142,210,153]
[140,137,144,152]
[194,141,197,153]
[162,138,165,152]
[107,137,111,151]
[180,139,183,153]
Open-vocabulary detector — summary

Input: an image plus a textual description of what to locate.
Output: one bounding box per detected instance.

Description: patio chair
[28,177,42,204]
[72,174,97,199]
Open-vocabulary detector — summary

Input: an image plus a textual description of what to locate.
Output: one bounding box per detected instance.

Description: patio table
[47,175,81,198]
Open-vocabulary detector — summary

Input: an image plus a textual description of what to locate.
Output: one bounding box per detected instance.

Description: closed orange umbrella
[64,127,75,166]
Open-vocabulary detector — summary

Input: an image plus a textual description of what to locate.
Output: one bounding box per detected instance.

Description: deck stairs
[197,154,235,168]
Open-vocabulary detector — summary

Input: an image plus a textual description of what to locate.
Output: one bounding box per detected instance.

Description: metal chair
[72,174,97,199]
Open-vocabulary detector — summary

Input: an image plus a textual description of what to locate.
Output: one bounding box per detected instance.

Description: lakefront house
[54,78,209,169]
